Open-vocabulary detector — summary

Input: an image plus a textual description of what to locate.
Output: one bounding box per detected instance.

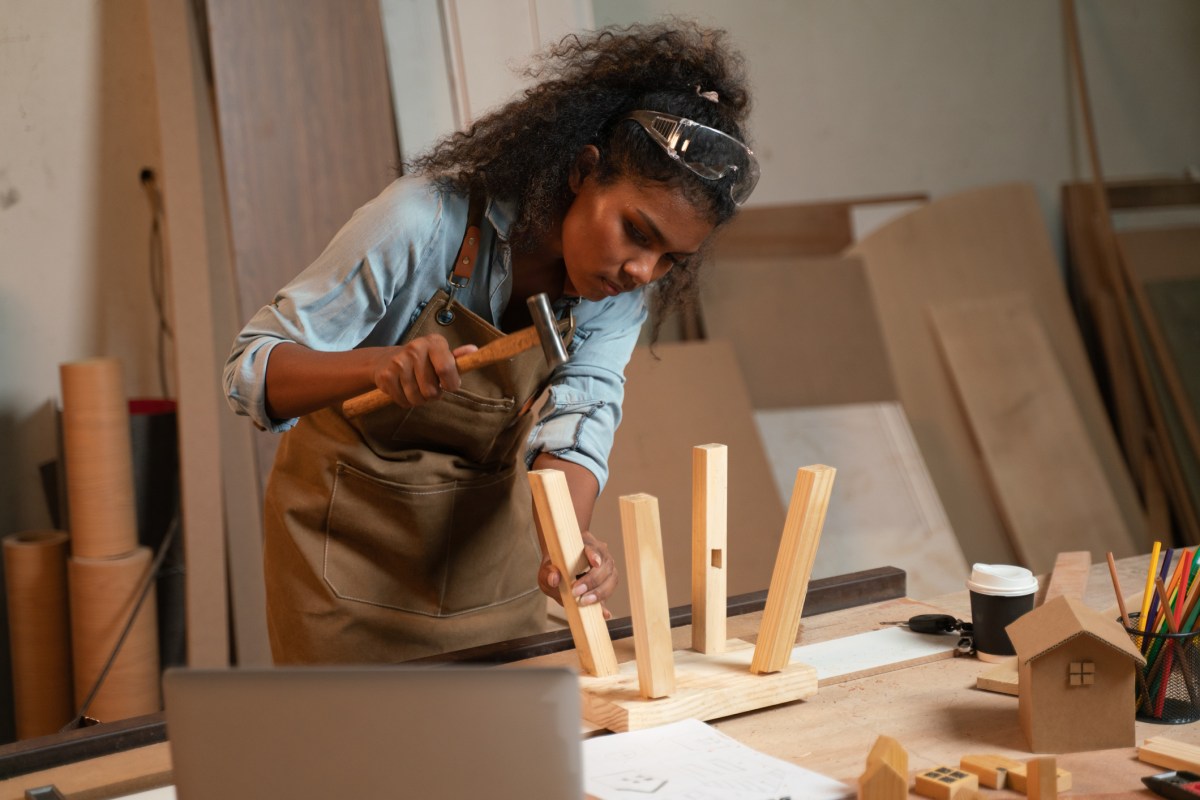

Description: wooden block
[529,470,618,677]
[579,638,816,732]
[859,760,908,800]
[751,465,836,674]
[691,444,727,654]
[866,734,908,774]
[975,657,1019,696]
[1008,760,1071,794]
[1025,756,1057,800]
[619,493,676,699]
[960,754,1022,789]
[1043,551,1091,603]
[914,766,978,800]
[1139,736,1200,773]
[930,295,1138,574]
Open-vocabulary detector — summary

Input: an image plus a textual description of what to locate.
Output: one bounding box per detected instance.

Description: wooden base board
[579,639,816,732]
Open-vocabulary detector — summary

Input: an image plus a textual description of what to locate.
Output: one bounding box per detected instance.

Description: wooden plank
[204,0,400,491]
[751,465,836,674]
[754,402,967,599]
[975,658,1019,696]
[691,444,727,654]
[529,470,618,677]
[789,626,957,687]
[700,256,899,408]
[619,494,675,699]
[144,0,231,667]
[1139,736,1200,773]
[579,639,817,732]
[590,341,786,620]
[848,183,1144,566]
[929,294,1138,574]
[1043,551,1091,603]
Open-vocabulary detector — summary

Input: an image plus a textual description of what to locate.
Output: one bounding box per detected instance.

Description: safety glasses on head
[626,110,760,205]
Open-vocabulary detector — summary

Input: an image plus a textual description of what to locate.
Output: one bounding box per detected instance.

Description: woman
[223,21,758,663]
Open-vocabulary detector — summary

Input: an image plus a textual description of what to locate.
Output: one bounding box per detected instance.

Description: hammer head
[526,292,569,371]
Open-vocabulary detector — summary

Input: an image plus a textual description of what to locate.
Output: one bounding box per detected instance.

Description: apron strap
[436,190,486,326]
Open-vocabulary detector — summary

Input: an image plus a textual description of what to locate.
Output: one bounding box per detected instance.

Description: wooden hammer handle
[341,326,543,419]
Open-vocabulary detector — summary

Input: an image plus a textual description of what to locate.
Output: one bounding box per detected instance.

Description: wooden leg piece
[529,469,618,677]
[751,465,836,675]
[1025,756,1057,800]
[620,493,676,699]
[692,443,728,654]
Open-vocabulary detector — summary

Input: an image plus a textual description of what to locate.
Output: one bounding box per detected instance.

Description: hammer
[341,293,568,419]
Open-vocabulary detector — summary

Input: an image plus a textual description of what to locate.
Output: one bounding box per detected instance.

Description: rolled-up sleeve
[223,178,443,432]
[525,289,647,491]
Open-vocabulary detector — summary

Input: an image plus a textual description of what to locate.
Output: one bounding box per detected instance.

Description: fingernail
[582,593,597,605]
[573,584,587,597]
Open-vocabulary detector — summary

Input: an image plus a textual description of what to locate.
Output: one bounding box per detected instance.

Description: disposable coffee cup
[967,563,1038,662]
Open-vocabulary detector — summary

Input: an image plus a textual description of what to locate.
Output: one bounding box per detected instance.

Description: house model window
[1069,660,1095,686]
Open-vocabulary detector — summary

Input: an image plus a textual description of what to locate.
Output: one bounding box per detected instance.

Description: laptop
[163,665,582,800]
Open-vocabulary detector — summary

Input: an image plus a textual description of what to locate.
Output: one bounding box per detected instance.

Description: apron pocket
[323,461,539,617]
[389,386,515,464]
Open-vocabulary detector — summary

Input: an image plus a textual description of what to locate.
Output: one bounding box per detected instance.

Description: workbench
[0,556,1192,799]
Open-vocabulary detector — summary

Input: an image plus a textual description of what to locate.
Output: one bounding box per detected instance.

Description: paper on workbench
[584,718,853,800]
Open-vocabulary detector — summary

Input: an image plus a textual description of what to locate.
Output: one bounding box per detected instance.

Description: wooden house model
[1006,596,1145,753]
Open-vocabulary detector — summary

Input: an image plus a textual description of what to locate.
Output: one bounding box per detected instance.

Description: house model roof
[1006,595,1147,667]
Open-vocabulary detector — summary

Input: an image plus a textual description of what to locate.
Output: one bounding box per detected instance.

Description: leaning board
[848,184,1144,566]
[929,294,1138,573]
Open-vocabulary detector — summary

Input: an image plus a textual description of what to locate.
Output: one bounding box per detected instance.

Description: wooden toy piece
[858,735,908,800]
[914,766,978,800]
[859,761,907,800]
[750,464,836,674]
[1024,756,1057,800]
[529,469,618,677]
[1043,550,1091,602]
[959,753,1021,789]
[1007,596,1145,753]
[691,444,728,654]
[1140,736,1200,773]
[619,493,676,699]
[1007,760,1071,793]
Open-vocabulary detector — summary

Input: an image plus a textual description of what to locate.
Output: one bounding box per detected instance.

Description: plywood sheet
[848,183,1143,566]
[929,294,1138,574]
[204,0,401,490]
[592,341,786,619]
[754,402,967,599]
[700,256,898,409]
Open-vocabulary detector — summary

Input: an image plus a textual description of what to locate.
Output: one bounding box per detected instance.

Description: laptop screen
[163,665,581,800]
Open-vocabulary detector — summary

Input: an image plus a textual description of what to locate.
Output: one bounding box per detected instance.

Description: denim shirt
[223,175,646,491]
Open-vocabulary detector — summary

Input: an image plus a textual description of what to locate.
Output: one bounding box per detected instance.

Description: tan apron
[262,205,574,664]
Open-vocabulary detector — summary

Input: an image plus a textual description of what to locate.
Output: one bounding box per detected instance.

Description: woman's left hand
[538,530,618,620]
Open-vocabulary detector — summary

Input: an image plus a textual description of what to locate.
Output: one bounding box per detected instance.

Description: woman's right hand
[371,334,479,409]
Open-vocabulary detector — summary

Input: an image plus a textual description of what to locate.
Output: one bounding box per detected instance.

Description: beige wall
[594,0,1200,226]
[0,0,165,539]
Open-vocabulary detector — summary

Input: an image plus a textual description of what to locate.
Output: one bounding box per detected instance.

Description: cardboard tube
[3,530,74,739]
[60,358,139,558]
[68,547,161,721]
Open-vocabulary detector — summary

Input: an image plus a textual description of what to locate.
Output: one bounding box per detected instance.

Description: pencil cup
[1124,613,1200,725]
[967,564,1038,662]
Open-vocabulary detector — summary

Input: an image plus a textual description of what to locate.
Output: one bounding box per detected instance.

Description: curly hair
[407,20,753,338]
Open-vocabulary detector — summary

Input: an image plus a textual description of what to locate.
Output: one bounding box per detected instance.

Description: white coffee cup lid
[966,563,1038,597]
